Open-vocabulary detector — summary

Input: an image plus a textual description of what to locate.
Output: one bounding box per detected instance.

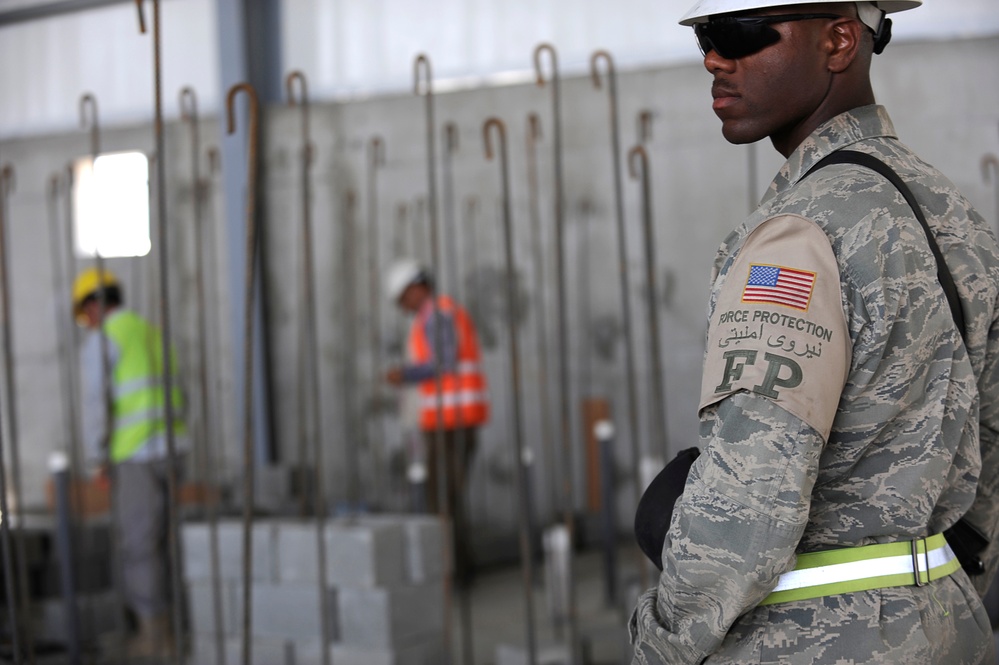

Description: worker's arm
[630,215,850,662]
[79,329,119,467]
[399,308,458,383]
[630,394,821,662]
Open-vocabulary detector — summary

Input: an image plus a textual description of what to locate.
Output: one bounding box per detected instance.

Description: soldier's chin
[721,123,767,146]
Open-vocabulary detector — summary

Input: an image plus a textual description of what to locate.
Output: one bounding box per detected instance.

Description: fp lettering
[714,350,803,399]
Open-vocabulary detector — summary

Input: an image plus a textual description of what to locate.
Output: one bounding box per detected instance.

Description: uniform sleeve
[630,215,850,662]
[630,394,824,663]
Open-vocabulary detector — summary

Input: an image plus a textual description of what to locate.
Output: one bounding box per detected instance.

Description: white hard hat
[679,0,921,26]
[385,258,428,302]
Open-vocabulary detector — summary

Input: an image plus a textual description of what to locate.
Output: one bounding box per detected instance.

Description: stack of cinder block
[183,514,448,665]
[0,518,121,648]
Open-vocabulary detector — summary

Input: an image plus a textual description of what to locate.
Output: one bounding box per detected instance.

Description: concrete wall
[1,36,997,555]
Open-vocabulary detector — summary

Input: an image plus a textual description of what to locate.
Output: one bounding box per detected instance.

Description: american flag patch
[742,264,816,311]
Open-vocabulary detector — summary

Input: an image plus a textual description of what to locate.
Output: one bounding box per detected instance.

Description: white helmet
[385,258,429,302]
[679,0,921,26]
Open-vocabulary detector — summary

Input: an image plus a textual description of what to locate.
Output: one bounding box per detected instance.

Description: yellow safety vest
[105,311,186,462]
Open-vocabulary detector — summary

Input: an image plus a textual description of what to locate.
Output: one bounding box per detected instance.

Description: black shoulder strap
[805,150,967,343]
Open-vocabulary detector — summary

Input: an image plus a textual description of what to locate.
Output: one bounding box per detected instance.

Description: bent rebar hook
[226,81,261,665]
[531,41,577,658]
[286,71,314,167]
[526,112,558,516]
[483,118,538,665]
[628,145,668,462]
[79,94,99,159]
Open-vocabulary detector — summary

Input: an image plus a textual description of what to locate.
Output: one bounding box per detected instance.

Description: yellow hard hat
[72,267,119,315]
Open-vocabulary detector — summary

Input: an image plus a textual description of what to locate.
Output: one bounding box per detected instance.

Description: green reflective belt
[760,533,960,605]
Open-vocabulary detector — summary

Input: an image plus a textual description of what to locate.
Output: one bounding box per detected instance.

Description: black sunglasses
[694,13,843,59]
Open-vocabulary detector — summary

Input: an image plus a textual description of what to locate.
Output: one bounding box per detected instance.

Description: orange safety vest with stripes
[407,295,489,432]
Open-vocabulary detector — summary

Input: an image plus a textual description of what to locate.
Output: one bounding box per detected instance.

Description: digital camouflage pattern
[630,105,999,664]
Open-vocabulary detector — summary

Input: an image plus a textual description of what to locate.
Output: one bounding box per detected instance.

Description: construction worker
[73,266,187,658]
[630,2,999,663]
[384,259,489,584]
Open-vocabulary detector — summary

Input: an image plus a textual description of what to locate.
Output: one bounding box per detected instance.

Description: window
[73,151,151,258]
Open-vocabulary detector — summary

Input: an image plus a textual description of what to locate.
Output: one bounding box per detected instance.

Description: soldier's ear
[825,17,864,74]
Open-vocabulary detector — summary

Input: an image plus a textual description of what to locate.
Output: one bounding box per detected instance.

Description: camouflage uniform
[630,105,999,664]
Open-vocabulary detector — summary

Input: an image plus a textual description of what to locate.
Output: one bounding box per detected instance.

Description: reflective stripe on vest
[760,533,960,605]
[104,311,186,462]
[408,295,489,431]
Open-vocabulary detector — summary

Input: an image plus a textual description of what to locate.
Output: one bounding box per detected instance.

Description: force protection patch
[700,214,851,439]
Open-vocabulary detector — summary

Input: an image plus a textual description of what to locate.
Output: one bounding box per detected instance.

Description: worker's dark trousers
[423,427,477,586]
[113,458,178,619]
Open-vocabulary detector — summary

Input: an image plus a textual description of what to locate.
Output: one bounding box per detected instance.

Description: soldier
[630,2,999,663]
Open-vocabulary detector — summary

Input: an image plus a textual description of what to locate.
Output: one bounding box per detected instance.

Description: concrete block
[187,579,237,637]
[400,516,451,583]
[320,635,447,665]
[276,518,408,588]
[181,519,277,582]
[326,518,407,589]
[366,514,451,583]
[8,591,125,644]
[496,642,573,665]
[33,554,113,599]
[230,465,295,514]
[273,519,322,584]
[337,583,443,648]
[189,634,294,665]
[233,582,338,642]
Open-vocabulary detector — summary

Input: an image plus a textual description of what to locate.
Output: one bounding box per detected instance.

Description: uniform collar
[761,105,898,205]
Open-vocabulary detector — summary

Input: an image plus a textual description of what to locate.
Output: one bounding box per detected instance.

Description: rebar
[0,164,24,665]
[525,113,558,519]
[180,85,227,665]
[47,172,85,487]
[590,52,647,595]
[484,118,538,665]
[394,203,409,259]
[46,170,89,659]
[441,121,476,665]
[59,165,99,650]
[638,110,653,144]
[367,136,387,506]
[285,68,332,663]
[414,52,455,664]
[134,3,185,657]
[628,144,669,471]
[226,81,261,665]
[77,93,115,473]
[342,189,360,511]
[533,42,578,661]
